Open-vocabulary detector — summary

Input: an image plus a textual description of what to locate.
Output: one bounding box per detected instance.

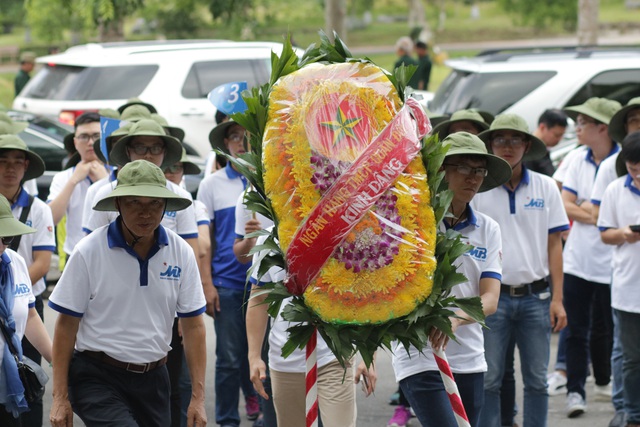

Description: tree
[325,0,347,43]
[577,0,599,45]
[497,0,578,32]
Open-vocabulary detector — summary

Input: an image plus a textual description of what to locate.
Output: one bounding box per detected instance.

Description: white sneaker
[547,371,567,396]
[594,383,612,401]
[566,392,587,418]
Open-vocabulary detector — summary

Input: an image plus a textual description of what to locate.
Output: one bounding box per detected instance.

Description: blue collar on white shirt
[624,174,640,197]
[444,204,478,231]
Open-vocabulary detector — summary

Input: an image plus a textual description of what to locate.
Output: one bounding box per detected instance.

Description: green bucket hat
[608,97,640,143]
[564,97,621,125]
[0,113,28,134]
[110,119,182,169]
[432,109,490,140]
[0,195,36,238]
[167,147,201,175]
[423,108,450,129]
[120,105,152,122]
[443,132,512,193]
[469,109,495,125]
[99,108,121,120]
[151,113,185,142]
[0,134,46,180]
[208,120,246,154]
[93,122,133,164]
[478,113,547,162]
[93,160,192,212]
[117,98,158,114]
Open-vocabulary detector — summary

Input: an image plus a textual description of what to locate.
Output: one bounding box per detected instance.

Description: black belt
[501,279,548,297]
[81,351,168,374]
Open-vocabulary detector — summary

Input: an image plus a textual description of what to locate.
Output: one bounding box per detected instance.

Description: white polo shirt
[392,207,502,380]
[590,153,619,206]
[13,189,56,296]
[81,172,116,236]
[194,200,210,227]
[553,146,587,185]
[597,175,640,314]
[561,145,619,283]
[48,220,206,363]
[48,168,99,255]
[83,179,198,240]
[472,168,569,285]
[197,163,249,290]
[234,191,274,239]
[0,250,35,368]
[250,234,336,373]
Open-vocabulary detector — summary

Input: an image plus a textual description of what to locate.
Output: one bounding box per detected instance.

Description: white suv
[13,40,296,157]
[429,47,640,134]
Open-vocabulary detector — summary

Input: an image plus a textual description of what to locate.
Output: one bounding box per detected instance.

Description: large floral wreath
[227,33,483,367]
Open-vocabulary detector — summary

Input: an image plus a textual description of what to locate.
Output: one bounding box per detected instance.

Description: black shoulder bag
[10,194,34,253]
[0,318,49,403]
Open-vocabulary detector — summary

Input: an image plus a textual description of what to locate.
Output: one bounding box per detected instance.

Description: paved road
[39,302,615,426]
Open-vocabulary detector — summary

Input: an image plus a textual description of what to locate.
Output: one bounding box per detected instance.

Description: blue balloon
[99,117,123,164]
[207,82,248,115]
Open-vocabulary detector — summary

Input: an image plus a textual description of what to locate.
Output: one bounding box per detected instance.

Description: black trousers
[69,352,171,427]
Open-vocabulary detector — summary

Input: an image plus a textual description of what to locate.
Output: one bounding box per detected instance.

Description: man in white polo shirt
[598,133,640,427]
[48,160,207,427]
[472,114,569,427]
[392,132,511,427]
[559,97,621,418]
[588,98,640,427]
[48,112,110,259]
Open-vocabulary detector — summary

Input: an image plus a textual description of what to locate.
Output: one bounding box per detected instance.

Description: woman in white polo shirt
[0,194,52,425]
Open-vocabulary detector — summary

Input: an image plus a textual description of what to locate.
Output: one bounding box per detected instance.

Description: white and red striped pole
[433,346,472,427]
[305,329,319,427]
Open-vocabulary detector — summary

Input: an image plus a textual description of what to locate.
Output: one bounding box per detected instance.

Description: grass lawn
[0,73,15,109]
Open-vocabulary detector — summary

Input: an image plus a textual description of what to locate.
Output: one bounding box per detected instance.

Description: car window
[565,69,640,107]
[430,70,556,115]
[23,64,158,100]
[181,59,269,99]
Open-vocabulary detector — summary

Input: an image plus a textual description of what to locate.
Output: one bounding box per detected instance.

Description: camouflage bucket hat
[478,113,547,162]
[93,160,191,212]
[564,97,622,125]
[443,131,512,192]
[0,195,36,238]
[0,134,46,180]
[110,119,182,169]
[431,109,490,140]
[608,97,640,143]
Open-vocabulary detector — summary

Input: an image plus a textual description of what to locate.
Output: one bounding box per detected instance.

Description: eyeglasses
[128,144,165,155]
[443,163,488,178]
[165,164,183,174]
[1,236,15,245]
[576,118,598,128]
[75,133,101,143]
[491,136,527,149]
[225,133,245,143]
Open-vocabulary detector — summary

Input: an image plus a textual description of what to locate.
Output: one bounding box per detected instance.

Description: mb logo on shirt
[467,246,487,261]
[14,283,30,296]
[160,265,182,280]
[524,198,545,210]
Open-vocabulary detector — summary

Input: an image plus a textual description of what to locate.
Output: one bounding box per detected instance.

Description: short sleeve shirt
[0,250,35,368]
[48,220,206,363]
[13,189,56,296]
[472,168,569,285]
[561,145,619,283]
[590,153,619,206]
[597,175,640,314]
[392,207,502,380]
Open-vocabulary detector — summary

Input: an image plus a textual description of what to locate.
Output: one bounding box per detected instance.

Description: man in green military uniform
[14,52,36,96]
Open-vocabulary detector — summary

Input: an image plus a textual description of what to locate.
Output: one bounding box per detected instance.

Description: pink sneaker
[246,395,260,421]
[388,405,411,427]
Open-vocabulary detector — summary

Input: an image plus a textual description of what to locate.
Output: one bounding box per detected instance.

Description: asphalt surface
[39,301,616,427]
